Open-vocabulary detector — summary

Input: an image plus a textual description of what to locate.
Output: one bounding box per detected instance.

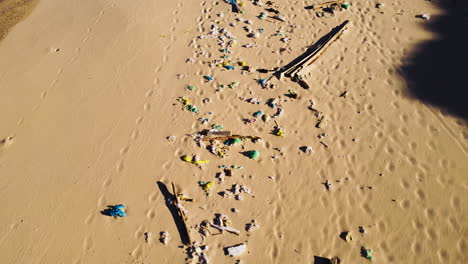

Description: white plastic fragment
[419,14,430,20]
[160,231,170,244]
[225,244,247,257]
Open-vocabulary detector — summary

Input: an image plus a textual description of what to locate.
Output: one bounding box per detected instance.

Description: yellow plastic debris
[193,160,210,165]
[182,155,193,163]
[238,61,247,67]
[275,130,285,137]
[203,181,214,191]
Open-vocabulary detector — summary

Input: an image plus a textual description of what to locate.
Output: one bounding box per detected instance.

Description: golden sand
[0,0,466,263]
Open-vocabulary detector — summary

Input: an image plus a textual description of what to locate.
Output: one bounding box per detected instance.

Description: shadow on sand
[401,0,468,119]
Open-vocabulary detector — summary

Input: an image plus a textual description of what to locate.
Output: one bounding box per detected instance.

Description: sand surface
[0,0,467,263]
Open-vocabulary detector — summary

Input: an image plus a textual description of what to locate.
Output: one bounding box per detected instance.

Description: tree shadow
[400,0,468,119]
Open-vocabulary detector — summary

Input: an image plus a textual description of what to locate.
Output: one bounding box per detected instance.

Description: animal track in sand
[130,130,139,140]
[116,160,125,172]
[135,225,145,239]
[411,240,422,253]
[136,116,144,124]
[450,196,461,210]
[414,188,426,200]
[102,178,112,188]
[84,213,95,224]
[148,192,158,202]
[97,195,106,207]
[400,199,411,209]
[412,219,424,230]
[424,208,436,221]
[82,236,94,251]
[424,227,438,240]
[146,209,156,219]
[131,245,143,258]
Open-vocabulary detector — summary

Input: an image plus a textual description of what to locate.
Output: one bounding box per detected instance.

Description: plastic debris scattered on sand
[258,78,268,88]
[361,247,374,261]
[107,204,126,217]
[182,155,210,165]
[417,14,431,20]
[159,231,170,245]
[186,85,196,91]
[253,111,263,118]
[246,150,259,159]
[225,244,247,257]
[224,138,242,146]
[204,75,214,81]
[144,232,152,243]
[199,181,214,192]
[212,124,224,130]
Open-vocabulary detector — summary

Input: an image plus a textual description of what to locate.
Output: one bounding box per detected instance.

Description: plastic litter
[259,12,267,19]
[186,104,199,113]
[212,124,224,130]
[106,204,126,217]
[186,85,196,91]
[159,231,170,245]
[361,247,374,261]
[224,138,242,146]
[245,150,260,159]
[417,14,431,20]
[300,146,314,154]
[224,65,235,70]
[225,244,247,257]
[204,75,214,81]
[144,232,152,243]
[258,78,268,88]
[199,181,214,191]
[253,111,263,118]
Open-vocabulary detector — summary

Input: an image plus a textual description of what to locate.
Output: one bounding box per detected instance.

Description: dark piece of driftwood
[311,0,344,10]
[203,135,260,142]
[206,131,232,137]
[171,182,192,245]
[276,20,350,88]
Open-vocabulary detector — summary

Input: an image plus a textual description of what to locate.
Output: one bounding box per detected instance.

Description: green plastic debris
[228,82,239,89]
[287,89,298,99]
[186,85,196,91]
[361,247,374,261]
[212,124,223,130]
[245,150,260,159]
[186,104,199,113]
[341,3,350,9]
[224,138,242,146]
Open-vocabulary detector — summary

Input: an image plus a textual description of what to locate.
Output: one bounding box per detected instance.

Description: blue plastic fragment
[109,204,126,217]
[224,65,235,70]
[204,75,214,81]
[253,111,263,117]
[258,79,268,88]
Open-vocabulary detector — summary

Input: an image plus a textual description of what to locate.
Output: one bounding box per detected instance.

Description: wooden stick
[206,131,231,137]
[171,182,192,245]
[203,135,260,142]
[277,20,350,88]
[311,0,344,10]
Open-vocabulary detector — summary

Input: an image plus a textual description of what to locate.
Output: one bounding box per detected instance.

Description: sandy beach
[0,0,467,263]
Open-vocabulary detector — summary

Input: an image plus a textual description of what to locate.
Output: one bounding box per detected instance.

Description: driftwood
[276,20,350,88]
[171,182,192,245]
[311,0,345,10]
[203,135,260,142]
[206,131,231,137]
